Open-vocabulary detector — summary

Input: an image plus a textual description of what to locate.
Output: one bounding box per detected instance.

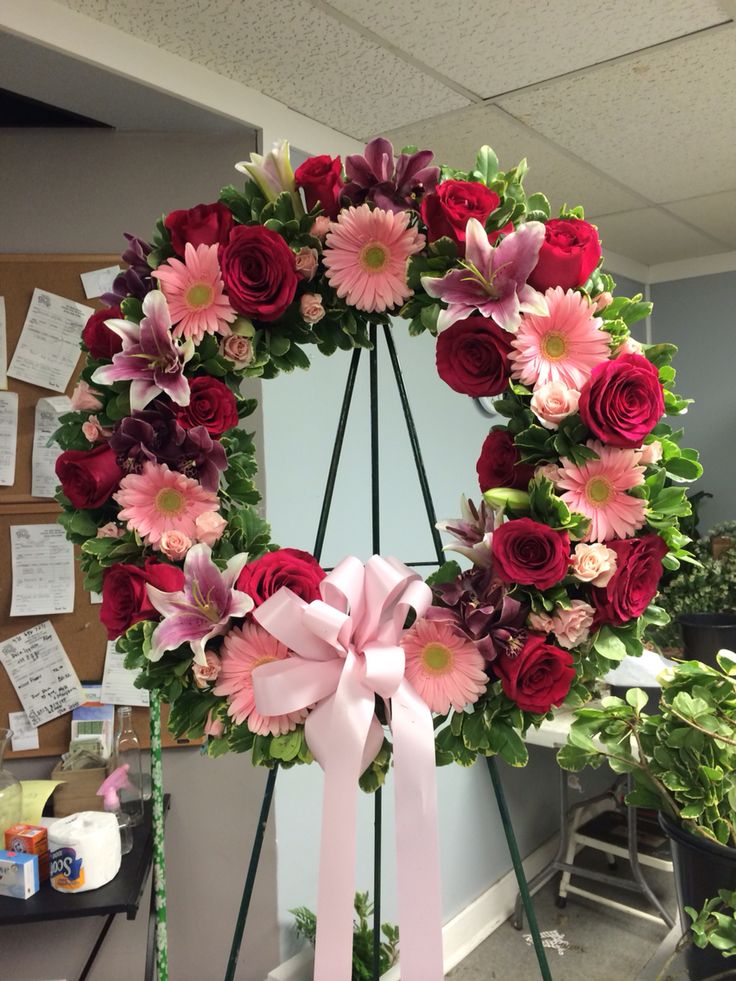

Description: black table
[0,795,170,981]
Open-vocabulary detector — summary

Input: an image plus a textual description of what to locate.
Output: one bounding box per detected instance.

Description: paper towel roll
[48,811,121,893]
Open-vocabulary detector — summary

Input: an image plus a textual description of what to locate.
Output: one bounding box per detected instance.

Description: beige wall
[0,127,278,980]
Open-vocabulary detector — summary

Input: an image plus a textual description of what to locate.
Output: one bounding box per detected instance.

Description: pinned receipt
[8,288,92,393]
[32,395,72,497]
[0,391,18,486]
[10,524,75,617]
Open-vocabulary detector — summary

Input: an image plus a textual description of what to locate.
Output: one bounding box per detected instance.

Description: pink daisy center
[540,331,567,361]
[185,282,215,309]
[421,642,454,675]
[155,487,186,516]
[585,475,614,506]
[360,242,390,271]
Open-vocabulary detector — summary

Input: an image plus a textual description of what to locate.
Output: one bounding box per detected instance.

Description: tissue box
[4,824,50,882]
[51,764,108,817]
[0,850,40,899]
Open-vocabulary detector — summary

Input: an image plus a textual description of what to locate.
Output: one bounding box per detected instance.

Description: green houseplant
[558,654,736,979]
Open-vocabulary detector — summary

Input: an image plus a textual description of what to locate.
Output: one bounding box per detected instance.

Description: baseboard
[266,832,559,980]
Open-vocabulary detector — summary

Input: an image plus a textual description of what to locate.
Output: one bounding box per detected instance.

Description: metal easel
[224,325,553,981]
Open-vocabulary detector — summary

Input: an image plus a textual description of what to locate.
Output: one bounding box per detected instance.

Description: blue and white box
[0,849,40,899]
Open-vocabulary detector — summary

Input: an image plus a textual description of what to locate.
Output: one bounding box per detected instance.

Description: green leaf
[526,192,551,220]
[557,743,599,771]
[426,561,462,588]
[474,145,499,185]
[626,688,649,713]
[593,626,628,661]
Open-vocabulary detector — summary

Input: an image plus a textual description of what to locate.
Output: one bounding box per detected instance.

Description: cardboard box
[51,764,108,818]
[0,850,39,899]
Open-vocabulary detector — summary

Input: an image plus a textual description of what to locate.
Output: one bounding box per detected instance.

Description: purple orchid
[428,568,528,663]
[102,234,155,306]
[146,544,253,664]
[91,290,193,412]
[172,426,227,493]
[344,137,439,213]
[422,218,548,332]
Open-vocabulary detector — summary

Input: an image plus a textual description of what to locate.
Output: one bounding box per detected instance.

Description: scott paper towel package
[48,811,121,893]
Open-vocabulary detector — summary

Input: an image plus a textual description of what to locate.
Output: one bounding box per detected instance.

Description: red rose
[420,180,499,253]
[55,444,122,509]
[528,218,602,292]
[494,633,575,713]
[294,155,343,220]
[176,377,239,437]
[435,316,512,397]
[476,430,534,492]
[219,225,298,321]
[492,518,570,591]
[164,202,233,255]
[579,354,664,449]
[592,534,668,626]
[100,558,185,639]
[236,548,325,607]
[82,306,123,361]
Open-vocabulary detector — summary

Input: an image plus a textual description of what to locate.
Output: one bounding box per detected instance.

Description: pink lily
[91,290,193,412]
[146,544,254,664]
[422,219,548,333]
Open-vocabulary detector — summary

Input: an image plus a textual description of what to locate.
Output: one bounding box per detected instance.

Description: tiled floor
[448,850,680,981]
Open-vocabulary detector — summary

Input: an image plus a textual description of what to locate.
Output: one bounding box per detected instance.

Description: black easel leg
[382,325,445,565]
[225,766,278,981]
[369,324,383,981]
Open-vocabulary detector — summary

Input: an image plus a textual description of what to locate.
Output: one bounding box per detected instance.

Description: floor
[448,849,684,981]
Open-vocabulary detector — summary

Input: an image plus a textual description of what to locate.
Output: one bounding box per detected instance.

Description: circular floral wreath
[54,138,700,790]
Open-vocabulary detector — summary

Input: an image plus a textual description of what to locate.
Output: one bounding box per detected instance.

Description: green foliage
[529,475,590,540]
[291,892,399,980]
[558,654,736,847]
[687,889,736,958]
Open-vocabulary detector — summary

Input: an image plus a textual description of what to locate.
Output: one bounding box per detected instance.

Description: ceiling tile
[383,103,643,216]
[663,191,736,248]
[55,0,469,136]
[497,25,736,203]
[594,208,726,264]
[327,0,727,98]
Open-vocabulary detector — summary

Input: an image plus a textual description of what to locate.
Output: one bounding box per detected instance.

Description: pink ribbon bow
[253,555,444,981]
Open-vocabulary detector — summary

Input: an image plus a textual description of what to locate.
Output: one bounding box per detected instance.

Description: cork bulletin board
[0,255,201,757]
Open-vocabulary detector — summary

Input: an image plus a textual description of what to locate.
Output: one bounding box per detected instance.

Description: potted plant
[648,521,736,666]
[558,653,736,980]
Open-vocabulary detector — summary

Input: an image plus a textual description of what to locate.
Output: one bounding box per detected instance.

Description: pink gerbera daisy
[401,619,487,714]
[153,242,236,342]
[509,286,610,389]
[557,441,646,542]
[114,461,219,547]
[322,203,425,312]
[214,622,308,735]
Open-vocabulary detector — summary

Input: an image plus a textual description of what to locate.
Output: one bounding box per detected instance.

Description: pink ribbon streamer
[253,555,444,981]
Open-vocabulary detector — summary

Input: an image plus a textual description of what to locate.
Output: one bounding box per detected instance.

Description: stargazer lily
[91,290,193,412]
[146,544,254,664]
[422,218,548,333]
[235,139,304,216]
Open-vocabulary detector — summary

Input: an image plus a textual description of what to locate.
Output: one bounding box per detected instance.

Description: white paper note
[0,296,7,390]
[80,266,121,300]
[8,288,93,393]
[0,621,84,727]
[8,711,40,752]
[10,524,75,617]
[100,640,149,707]
[0,391,18,486]
[90,591,103,605]
[31,395,72,498]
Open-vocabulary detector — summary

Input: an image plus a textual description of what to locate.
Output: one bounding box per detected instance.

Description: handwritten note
[20,781,64,824]
[8,288,93,393]
[31,395,72,498]
[0,391,18,485]
[0,622,84,727]
[80,265,121,300]
[8,711,40,752]
[0,296,7,389]
[10,524,75,617]
[101,640,150,707]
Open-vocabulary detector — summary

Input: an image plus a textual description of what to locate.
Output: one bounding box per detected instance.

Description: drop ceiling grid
[592,208,727,264]
[324,0,728,100]
[494,22,736,205]
[55,0,469,136]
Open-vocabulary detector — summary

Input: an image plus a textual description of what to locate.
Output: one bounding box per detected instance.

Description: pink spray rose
[551,600,596,649]
[528,610,554,634]
[294,246,319,281]
[193,651,221,688]
[220,334,254,368]
[570,542,618,587]
[81,415,111,443]
[310,216,332,240]
[639,440,663,466]
[535,463,562,485]
[592,291,613,313]
[97,522,124,539]
[71,380,104,412]
[300,293,325,324]
[617,337,643,357]
[195,510,227,546]
[160,530,193,561]
[530,381,581,430]
[204,711,225,738]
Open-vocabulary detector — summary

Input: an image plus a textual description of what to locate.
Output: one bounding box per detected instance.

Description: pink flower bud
[310,216,332,240]
[300,293,326,324]
[530,381,580,430]
[70,380,104,411]
[592,291,613,313]
[193,651,221,689]
[220,334,254,368]
[195,510,227,546]
[639,440,663,466]
[96,522,124,539]
[159,530,192,561]
[204,710,225,738]
[294,246,319,281]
